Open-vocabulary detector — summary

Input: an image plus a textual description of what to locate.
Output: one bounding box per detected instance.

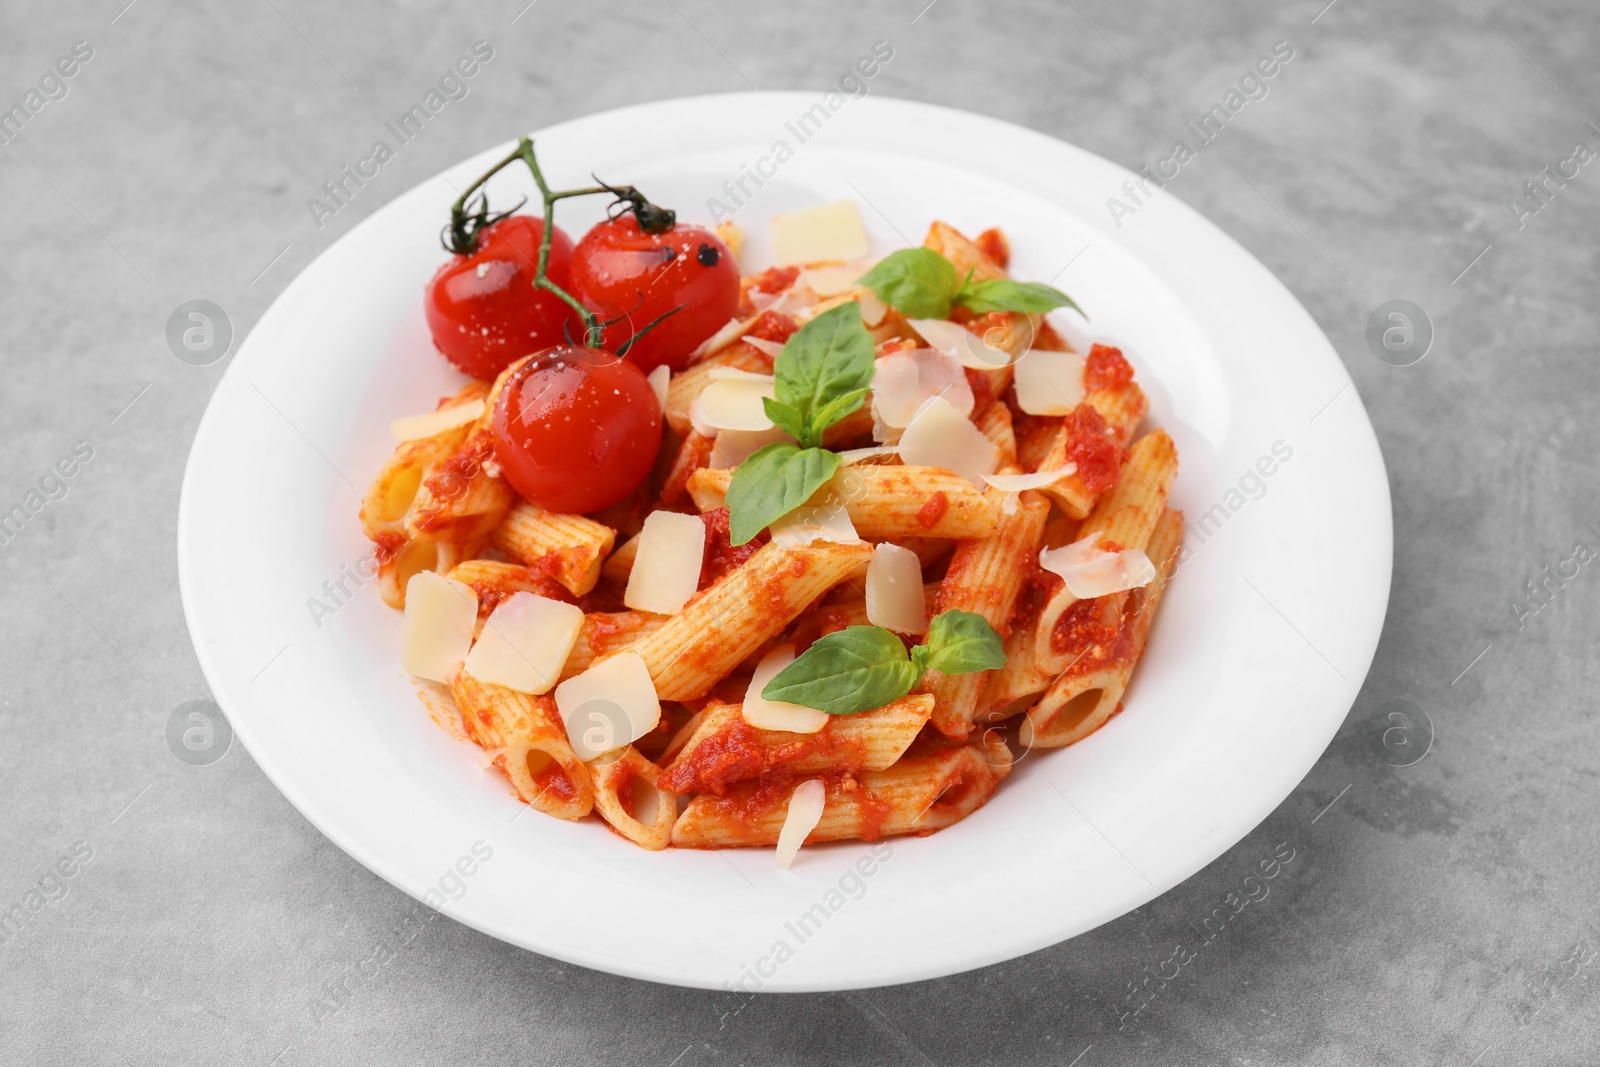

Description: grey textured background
[3,0,1597,1063]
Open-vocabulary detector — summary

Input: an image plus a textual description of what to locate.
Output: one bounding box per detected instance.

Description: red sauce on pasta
[749,266,799,294]
[1062,404,1122,493]
[1049,597,1121,674]
[975,227,1010,268]
[915,491,949,530]
[700,507,763,587]
[745,310,798,346]
[1084,344,1134,393]
[532,759,579,803]
[661,718,814,795]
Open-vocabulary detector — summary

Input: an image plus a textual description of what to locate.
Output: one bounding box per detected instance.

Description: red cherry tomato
[568,215,740,374]
[490,346,662,513]
[425,216,581,381]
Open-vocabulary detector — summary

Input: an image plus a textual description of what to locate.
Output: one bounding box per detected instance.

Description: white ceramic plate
[178,93,1391,991]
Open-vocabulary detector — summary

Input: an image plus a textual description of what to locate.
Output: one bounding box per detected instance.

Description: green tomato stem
[448,136,678,351]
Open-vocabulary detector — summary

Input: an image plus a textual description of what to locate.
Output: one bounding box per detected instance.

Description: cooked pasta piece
[925,477,1050,738]
[620,539,874,700]
[359,382,485,547]
[1033,378,1149,519]
[560,611,669,680]
[379,539,480,610]
[660,430,714,506]
[601,531,642,584]
[976,621,1055,722]
[1022,508,1183,749]
[974,399,1017,466]
[404,428,515,547]
[450,671,594,819]
[587,746,676,850]
[1035,429,1176,675]
[444,559,571,641]
[490,501,616,596]
[659,695,934,794]
[686,465,998,542]
[671,735,1011,847]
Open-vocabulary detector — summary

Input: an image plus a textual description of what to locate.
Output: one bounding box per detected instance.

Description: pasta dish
[358,138,1181,866]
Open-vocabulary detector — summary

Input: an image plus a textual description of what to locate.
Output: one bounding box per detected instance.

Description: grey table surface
[3,0,1597,1063]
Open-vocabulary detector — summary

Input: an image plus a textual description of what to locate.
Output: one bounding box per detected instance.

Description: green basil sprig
[726,302,875,545]
[761,610,1006,715]
[857,248,1084,321]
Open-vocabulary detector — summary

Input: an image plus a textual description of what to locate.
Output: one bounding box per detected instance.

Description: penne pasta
[404,428,515,548]
[671,735,1010,847]
[1022,508,1183,749]
[1033,380,1149,519]
[660,430,714,507]
[587,746,676,850]
[925,477,1050,738]
[560,611,669,680]
[686,465,998,542]
[450,671,594,820]
[1035,429,1176,676]
[621,539,874,700]
[600,531,642,584]
[359,386,484,547]
[659,695,934,794]
[974,400,1018,467]
[490,501,617,596]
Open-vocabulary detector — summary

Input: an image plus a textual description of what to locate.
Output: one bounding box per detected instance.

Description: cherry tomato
[490,345,662,513]
[568,215,740,374]
[425,216,581,381]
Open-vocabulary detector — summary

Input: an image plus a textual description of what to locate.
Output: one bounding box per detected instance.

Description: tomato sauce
[745,310,799,346]
[749,266,799,295]
[1050,580,1141,678]
[531,758,579,803]
[915,491,949,530]
[1084,344,1134,393]
[1062,404,1123,493]
[975,227,1010,268]
[1049,597,1121,672]
[660,432,713,506]
[661,717,815,795]
[700,507,763,587]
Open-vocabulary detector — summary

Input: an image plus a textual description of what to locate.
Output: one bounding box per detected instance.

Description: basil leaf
[725,443,841,545]
[761,397,807,442]
[762,625,918,714]
[806,387,870,446]
[857,248,962,319]
[923,610,1006,675]
[956,278,1085,318]
[773,302,876,436]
